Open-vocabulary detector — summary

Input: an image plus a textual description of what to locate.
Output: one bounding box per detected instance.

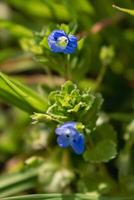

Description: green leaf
[6,0,52,19]
[0,72,48,113]
[61,81,77,94]
[0,167,40,198]
[93,124,117,143]
[113,5,134,16]
[0,20,32,38]
[39,81,103,126]
[58,24,70,34]
[39,36,49,50]
[32,113,67,124]
[84,123,117,163]
[84,140,117,163]
[78,38,85,50]
[20,38,43,55]
[0,180,36,199]
[0,168,38,191]
[1,193,100,200]
[7,0,70,21]
[83,93,103,129]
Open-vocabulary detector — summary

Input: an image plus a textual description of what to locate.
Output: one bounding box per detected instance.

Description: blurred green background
[0,0,134,199]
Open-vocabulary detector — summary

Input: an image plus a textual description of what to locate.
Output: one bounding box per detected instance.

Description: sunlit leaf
[0,72,48,113]
[0,20,32,38]
[1,193,100,200]
[113,5,134,16]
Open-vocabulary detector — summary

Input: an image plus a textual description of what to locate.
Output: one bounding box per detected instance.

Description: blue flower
[55,122,85,155]
[48,30,77,54]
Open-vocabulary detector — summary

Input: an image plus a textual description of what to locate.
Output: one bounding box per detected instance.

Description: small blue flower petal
[55,121,85,155]
[55,127,70,136]
[52,30,67,40]
[57,135,70,148]
[71,133,85,155]
[63,35,77,54]
[49,43,63,53]
[55,122,76,136]
[48,30,68,53]
[48,30,77,54]
[48,37,63,53]
[61,121,76,129]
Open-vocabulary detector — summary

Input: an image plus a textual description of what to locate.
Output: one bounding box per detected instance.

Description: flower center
[57,36,68,48]
[64,128,71,138]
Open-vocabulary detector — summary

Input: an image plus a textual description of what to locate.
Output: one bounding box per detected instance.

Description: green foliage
[113,5,134,16]
[6,0,94,21]
[0,72,48,113]
[1,193,100,200]
[0,166,40,198]
[0,20,32,38]
[32,81,117,163]
[33,81,103,128]
[0,0,134,198]
[84,124,117,163]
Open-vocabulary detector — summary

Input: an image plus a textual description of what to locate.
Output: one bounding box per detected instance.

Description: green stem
[61,149,70,168]
[64,54,70,80]
[95,62,108,91]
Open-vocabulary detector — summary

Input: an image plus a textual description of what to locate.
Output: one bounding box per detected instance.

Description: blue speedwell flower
[48,30,77,54]
[55,122,84,155]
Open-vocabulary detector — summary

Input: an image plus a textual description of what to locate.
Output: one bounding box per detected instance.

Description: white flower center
[57,36,68,48]
[64,129,71,138]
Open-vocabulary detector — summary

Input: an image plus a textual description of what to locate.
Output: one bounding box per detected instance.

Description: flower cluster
[55,122,85,155]
[48,30,77,54]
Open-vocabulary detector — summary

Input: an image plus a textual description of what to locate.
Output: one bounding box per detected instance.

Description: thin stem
[64,54,70,80]
[95,62,108,91]
[61,149,70,168]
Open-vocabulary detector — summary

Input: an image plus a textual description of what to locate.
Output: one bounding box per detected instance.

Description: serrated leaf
[45,81,103,126]
[68,102,84,113]
[81,93,95,111]
[48,91,59,104]
[32,112,67,124]
[61,81,77,94]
